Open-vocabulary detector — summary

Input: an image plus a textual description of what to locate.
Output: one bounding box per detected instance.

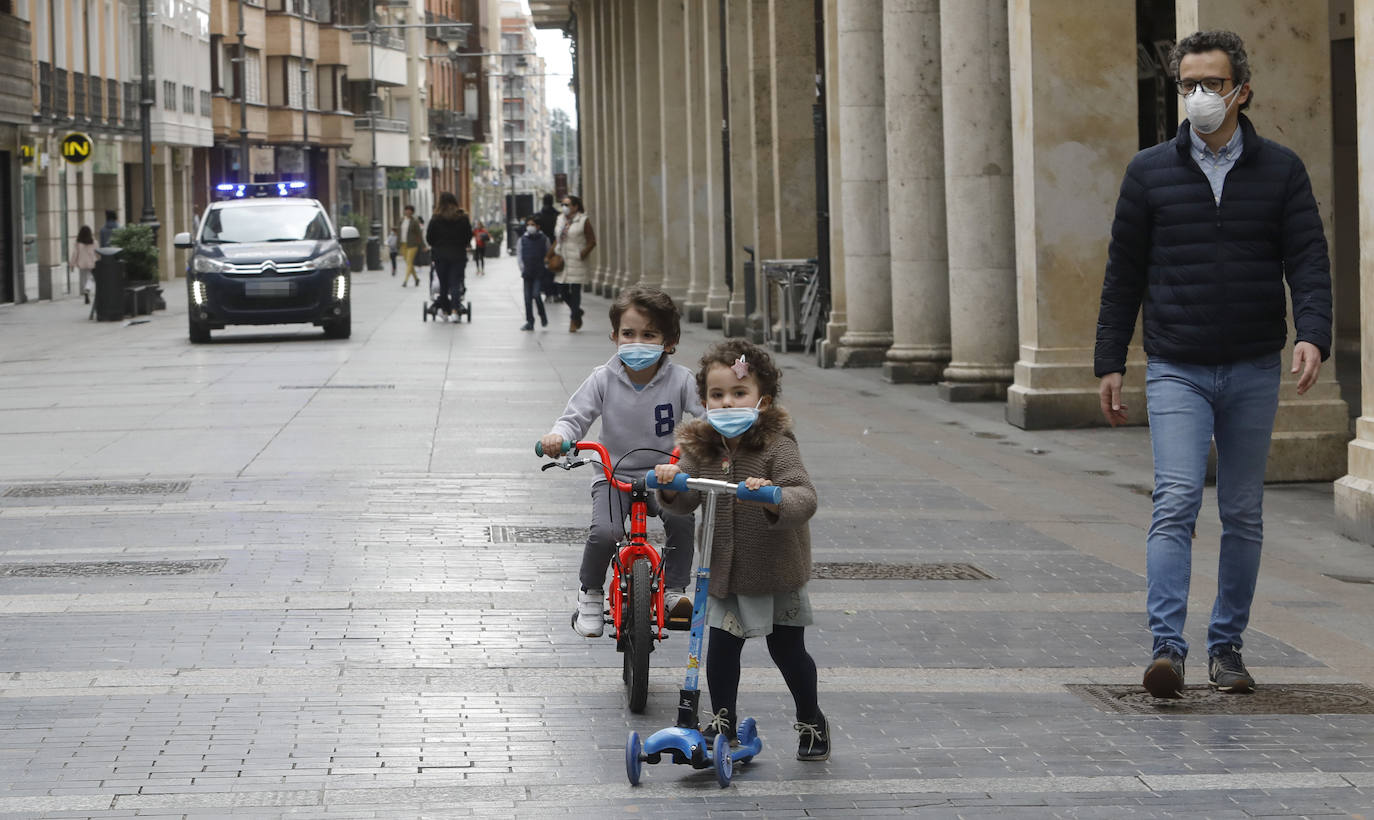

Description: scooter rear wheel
[624,558,652,713]
[625,731,643,785]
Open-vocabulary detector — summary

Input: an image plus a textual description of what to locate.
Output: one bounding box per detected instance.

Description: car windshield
[202,204,332,243]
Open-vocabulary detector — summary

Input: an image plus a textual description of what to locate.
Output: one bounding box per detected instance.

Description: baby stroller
[422,263,472,323]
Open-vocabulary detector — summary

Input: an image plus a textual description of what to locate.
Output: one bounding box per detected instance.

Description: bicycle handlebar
[536,439,633,491]
[534,439,576,458]
[645,469,783,506]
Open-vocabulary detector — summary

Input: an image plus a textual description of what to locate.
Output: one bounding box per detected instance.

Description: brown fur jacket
[659,406,817,598]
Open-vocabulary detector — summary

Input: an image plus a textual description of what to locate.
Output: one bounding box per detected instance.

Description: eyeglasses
[1176,76,1231,96]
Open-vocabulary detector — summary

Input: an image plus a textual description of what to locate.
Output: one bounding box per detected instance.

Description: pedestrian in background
[386,227,399,277]
[551,195,595,332]
[536,193,559,244]
[399,205,425,288]
[70,225,97,305]
[1094,30,1332,699]
[516,216,549,331]
[655,339,828,762]
[473,221,490,276]
[425,192,474,322]
[98,210,119,248]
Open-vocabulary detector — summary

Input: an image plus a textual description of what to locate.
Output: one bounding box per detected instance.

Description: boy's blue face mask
[707,400,762,438]
[618,342,665,371]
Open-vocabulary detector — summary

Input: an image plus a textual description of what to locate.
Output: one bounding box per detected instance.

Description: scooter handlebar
[645,470,783,505]
[534,439,576,457]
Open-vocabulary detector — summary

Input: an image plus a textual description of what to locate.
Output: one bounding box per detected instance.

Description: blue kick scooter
[625,470,779,787]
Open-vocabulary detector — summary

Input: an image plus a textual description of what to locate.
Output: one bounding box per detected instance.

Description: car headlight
[333,274,348,301]
[304,249,348,270]
[192,255,233,273]
[191,279,208,305]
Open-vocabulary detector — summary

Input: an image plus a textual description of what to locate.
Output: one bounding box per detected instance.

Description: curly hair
[1170,29,1252,111]
[610,287,681,345]
[695,339,781,401]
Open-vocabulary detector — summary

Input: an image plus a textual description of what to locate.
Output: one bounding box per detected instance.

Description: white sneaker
[664,588,692,621]
[572,588,604,637]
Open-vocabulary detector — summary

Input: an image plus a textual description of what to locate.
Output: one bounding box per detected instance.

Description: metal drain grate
[3,481,190,498]
[279,384,396,390]
[810,562,996,581]
[0,559,225,577]
[489,525,589,543]
[1067,683,1374,715]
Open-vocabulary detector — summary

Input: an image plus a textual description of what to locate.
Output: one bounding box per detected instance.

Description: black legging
[434,254,467,312]
[706,624,819,723]
[564,282,583,321]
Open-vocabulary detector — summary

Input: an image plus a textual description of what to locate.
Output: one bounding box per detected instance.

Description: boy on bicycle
[540,287,704,637]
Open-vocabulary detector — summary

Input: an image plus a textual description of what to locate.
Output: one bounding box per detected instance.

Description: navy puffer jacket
[1094,116,1331,377]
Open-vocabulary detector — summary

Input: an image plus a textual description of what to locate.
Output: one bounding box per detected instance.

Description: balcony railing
[424,11,468,46]
[351,29,404,51]
[428,108,475,141]
[37,61,51,119]
[354,115,408,133]
[107,78,120,125]
[89,74,102,122]
[54,67,68,118]
[73,72,86,119]
[124,81,139,129]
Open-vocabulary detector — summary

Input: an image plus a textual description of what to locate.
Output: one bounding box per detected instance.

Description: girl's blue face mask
[707,400,762,439]
[618,342,665,372]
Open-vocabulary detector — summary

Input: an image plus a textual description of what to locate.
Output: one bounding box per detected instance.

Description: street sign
[61,132,93,164]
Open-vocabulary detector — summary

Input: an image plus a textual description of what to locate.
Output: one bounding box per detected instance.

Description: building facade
[0,0,32,304]
[537,0,1374,543]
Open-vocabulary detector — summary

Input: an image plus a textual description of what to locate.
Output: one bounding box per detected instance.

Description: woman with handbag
[70,225,98,305]
[425,193,474,322]
[548,195,596,332]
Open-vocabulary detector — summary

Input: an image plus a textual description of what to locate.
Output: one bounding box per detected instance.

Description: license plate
[246,280,294,298]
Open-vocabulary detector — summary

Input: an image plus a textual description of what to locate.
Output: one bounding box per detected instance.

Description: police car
[174,182,359,343]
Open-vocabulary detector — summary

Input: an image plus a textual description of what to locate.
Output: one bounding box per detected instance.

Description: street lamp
[137,0,158,240]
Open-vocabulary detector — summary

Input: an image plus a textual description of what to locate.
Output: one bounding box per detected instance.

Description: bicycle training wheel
[624,557,652,713]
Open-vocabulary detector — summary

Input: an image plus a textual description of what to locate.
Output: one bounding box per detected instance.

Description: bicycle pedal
[666,616,691,631]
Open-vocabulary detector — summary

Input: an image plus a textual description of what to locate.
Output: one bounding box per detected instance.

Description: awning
[528,0,573,30]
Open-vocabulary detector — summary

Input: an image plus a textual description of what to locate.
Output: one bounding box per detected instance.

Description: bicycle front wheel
[624,557,653,713]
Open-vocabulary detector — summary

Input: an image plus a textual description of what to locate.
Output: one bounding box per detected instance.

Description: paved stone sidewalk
[1,258,1372,818]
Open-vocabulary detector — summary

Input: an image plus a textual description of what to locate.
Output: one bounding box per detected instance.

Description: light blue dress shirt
[1190,126,1243,205]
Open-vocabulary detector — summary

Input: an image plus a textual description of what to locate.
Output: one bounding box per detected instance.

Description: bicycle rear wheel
[624,557,652,713]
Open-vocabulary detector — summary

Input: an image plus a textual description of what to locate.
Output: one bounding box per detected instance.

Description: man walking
[399,205,425,288]
[1094,30,1331,699]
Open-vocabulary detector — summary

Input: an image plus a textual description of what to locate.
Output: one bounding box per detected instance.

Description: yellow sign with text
[61,132,93,164]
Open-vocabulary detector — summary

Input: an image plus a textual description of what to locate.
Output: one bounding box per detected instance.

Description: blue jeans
[1144,353,1281,659]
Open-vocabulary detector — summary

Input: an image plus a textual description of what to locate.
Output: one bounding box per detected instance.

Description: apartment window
[210,35,222,93]
[200,89,211,117]
[229,48,263,104]
[163,80,176,110]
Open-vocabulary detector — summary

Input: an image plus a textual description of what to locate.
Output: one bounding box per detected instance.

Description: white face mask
[561,205,571,216]
[526,225,537,235]
[1183,83,1243,135]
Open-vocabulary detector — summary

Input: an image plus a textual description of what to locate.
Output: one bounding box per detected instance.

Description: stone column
[702,0,731,328]
[658,0,690,302]
[1337,0,1374,541]
[834,0,891,366]
[636,0,663,290]
[770,0,817,261]
[1004,0,1136,428]
[582,2,604,291]
[881,0,949,383]
[723,0,756,337]
[741,0,778,340]
[1178,0,1350,480]
[683,0,713,322]
[817,0,849,367]
[617,0,640,292]
[592,0,613,295]
[937,0,1016,400]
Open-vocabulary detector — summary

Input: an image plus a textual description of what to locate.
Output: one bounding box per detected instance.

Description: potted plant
[486,223,503,257]
[110,223,165,312]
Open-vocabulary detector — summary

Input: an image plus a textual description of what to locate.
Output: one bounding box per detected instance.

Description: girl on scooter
[654,339,829,762]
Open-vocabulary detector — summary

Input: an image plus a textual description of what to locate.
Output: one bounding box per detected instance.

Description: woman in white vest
[550,194,597,332]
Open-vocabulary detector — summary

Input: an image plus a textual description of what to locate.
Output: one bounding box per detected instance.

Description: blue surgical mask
[707,400,762,439]
[618,342,664,371]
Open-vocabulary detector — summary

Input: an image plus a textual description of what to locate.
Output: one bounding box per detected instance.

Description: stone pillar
[1337,0,1374,542]
[658,0,690,302]
[881,0,949,383]
[702,0,731,328]
[834,0,891,367]
[1178,0,1350,481]
[637,0,663,290]
[683,0,713,322]
[723,0,756,337]
[617,0,640,293]
[1004,0,1136,428]
[937,0,1017,401]
[742,0,779,341]
[817,0,849,367]
[607,0,626,296]
[770,0,817,261]
[582,3,604,292]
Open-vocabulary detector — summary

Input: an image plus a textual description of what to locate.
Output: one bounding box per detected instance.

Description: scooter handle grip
[644,469,689,491]
[736,483,782,505]
[535,439,575,457]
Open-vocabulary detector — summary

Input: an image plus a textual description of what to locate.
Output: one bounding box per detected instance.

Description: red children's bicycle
[536,439,671,713]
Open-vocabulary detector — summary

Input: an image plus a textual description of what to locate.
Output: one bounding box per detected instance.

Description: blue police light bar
[213,181,309,200]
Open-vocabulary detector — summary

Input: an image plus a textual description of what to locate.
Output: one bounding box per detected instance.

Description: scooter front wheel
[713,733,733,787]
[626,731,643,785]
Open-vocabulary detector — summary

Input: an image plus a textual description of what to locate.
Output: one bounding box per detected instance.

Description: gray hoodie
[551,353,706,483]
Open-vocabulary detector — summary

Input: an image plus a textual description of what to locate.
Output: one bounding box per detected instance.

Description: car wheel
[323,312,351,339]
[188,317,211,344]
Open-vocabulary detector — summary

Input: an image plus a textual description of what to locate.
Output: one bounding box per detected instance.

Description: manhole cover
[279,384,396,390]
[3,481,190,498]
[489,526,588,543]
[1067,683,1374,715]
[811,562,996,581]
[0,559,225,577]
